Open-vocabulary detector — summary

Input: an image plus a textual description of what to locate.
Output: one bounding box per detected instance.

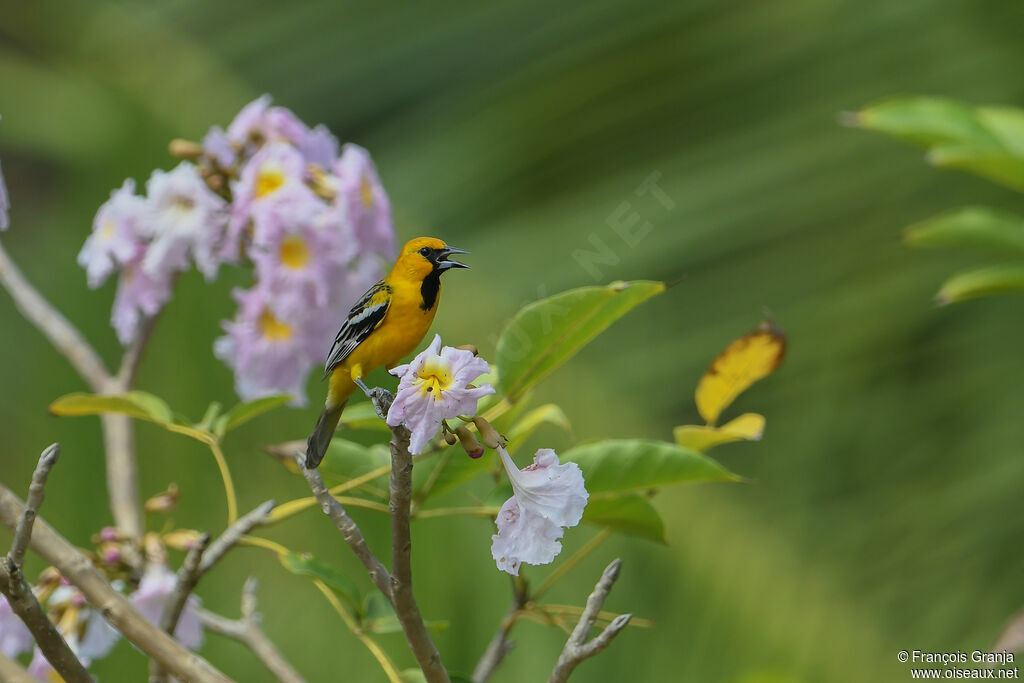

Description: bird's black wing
[322,280,392,378]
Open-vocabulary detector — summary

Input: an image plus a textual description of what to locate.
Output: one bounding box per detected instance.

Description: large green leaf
[851,97,1024,191]
[339,401,389,431]
[851,97,1000,148]
[319,438,391,489]
[936,264,1024,304]
[361,593,448,635]
[49,391,174,424]
[279,552,361,615]
[412,447,494,502]
[903,207,1024,256]
[506,403,572,454]
[583,494,666,543]
[496,280,665,402]
[563,439,738,494]
[214,395,291,435]
[927,146,1024,192]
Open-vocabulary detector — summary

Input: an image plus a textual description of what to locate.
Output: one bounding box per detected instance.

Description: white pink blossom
[141,162,228,280]
[0,595,32,658]
[130,563,203,650]
[111,250,173,345]
[333,143,395,258]
[491,447,589,576]
[386,335,495,454]
[78,179,146,288]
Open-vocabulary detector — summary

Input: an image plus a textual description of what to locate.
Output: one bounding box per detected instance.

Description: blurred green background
[4,0,1024,680]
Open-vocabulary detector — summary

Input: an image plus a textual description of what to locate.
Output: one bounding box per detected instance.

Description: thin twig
[0,481,229,682]
[0,652,35,683]
[548,559,632,683]
[295,453,393,602]
[99,410,144,539]
[116,313,161,386]
[198,578,307,683]
[9,444,59,567]
[150,533,211,682]
[0,444,93,683]
[472,576,529,683]
[199,499,275,574]
[388,417,450,683]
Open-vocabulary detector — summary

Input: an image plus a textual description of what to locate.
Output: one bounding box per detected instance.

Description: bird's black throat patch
[420,269,441,310]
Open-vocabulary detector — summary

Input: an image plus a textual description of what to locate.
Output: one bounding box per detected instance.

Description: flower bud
[455,344,479,356]
[101,546,122,565]
[99,527,119,543]
[168,138,203,160]
[473,417,506,449]
[162,529,203,552]
[455,426,485,459]
[144,483,179,513]
[443,431,458,445]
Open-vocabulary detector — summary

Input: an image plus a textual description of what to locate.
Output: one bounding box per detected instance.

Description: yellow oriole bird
[305,236,470,468]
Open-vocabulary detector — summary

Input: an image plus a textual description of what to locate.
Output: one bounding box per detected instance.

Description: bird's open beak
[438,246,470,270]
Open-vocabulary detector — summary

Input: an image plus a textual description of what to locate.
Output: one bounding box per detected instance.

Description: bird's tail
[305,400,346,469]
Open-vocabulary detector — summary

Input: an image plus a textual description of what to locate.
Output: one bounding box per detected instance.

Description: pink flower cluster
[0,565,200,681]
[80,96,396,405]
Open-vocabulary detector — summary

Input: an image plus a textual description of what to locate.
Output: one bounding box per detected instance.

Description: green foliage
[852,96,1024,303]
[583,494,666,543]
[564,439,738,495]
[279,551,362,615]
[50,390,174,424]
[214,395,291,436]
[496,280,665,402]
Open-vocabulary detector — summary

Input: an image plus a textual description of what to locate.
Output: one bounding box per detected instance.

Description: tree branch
[295,454,393,602]
[472,577,529,683]
[0,444,93,683]
[0,236,144,538]
[198,578,307,683]
[0,239,110,392]
[548,559,632,683]
[199,499,275,575]
[388,418,450,683]
[0,480,230,682]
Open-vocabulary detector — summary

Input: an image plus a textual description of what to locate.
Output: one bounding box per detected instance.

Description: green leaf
[400,671,427,683]
[196,402,222,432]
[49,391,174,424]
[977,106,1024,157]
[339,401,389,431]
[497,280,665,402]
[583,494,666,543]
[319,438,391,490]
[928,145,1024,192]
[851,96,1000,148]
[214,395,291,435]
[412,447,494,502]
[563,439,738,494]
[279,552,361,615]
[362,593,448,635]
[506,404,572,454]
[936,264,1024,304]
[903,207,1024,255]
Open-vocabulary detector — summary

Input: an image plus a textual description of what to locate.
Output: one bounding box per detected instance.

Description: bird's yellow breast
[327,277,439,404]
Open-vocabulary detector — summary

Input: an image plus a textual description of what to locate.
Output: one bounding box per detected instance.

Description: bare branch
[472,577,529,683]
[0,239,110,392]
[0,652,35,683]
[198,578,307,683]
[0,444,93,683]
[9,443,59,567]
[295,453,393,602]
[548,559,632,683]
[0,481,230,682]
[199,499,275,574]
[116,313,161,386]
[149,533,210,683]
[388,418,450,683]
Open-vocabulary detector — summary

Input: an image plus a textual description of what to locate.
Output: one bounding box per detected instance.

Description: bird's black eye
[419,247,431,257]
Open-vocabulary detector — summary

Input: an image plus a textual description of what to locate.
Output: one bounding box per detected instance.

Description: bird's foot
[369,387,394,419]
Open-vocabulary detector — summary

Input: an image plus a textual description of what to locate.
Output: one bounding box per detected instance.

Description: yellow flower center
[101,220,116,239]
[256,166,286,198]
[417,360,453,396]
[360,175,374,207]
[259,309,292,341]
[279,235,310,270]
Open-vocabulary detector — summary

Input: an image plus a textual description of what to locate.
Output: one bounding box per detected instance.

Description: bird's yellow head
[395,237,470,281]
